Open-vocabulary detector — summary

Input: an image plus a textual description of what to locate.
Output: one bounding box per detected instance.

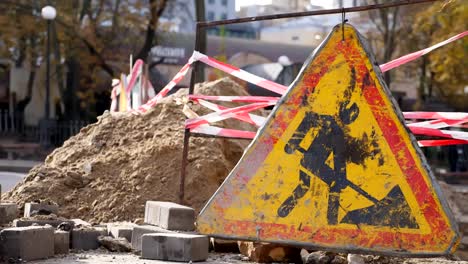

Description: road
[31,251,248,264]
[0,171,26,192]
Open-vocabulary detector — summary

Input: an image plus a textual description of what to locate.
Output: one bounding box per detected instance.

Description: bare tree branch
[134,0,168,62]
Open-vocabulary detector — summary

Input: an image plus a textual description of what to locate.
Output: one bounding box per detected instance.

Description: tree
[411,0,467,110]
[363,0,400,88]
[0,0,169,120]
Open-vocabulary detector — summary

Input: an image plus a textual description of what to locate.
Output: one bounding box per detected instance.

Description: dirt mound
[3,78,263,223]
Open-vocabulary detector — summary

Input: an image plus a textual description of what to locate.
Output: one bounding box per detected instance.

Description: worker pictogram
[277,67,417,229]
[197,24,459,256]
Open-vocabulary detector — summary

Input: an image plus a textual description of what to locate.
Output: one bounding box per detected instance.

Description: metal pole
[45,20,51,119]
[198,0,437,28]
[179,24,202,204]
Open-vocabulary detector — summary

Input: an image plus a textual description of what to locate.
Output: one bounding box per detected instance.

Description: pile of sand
[3,78,264,223]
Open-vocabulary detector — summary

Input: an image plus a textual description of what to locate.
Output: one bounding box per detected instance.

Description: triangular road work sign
[197,24,459,256]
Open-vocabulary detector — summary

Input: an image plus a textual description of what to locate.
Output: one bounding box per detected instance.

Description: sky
[235,0,335,11]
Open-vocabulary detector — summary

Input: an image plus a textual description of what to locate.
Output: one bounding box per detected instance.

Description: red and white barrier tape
[407,118,468,129]
[113,30,467,114]
[105,30,467,147]
[191,125,257,139]
[187,123,468,146]
[410,127,468,141]
[185,102,275,129]
[194,99,266,127]
[133,55,196,114]
[126,59,144,93]
[418,139,468,147]
[403,112,468,120]
[192,51,288,95]
[380,31,468,73]
[189,95,280,103]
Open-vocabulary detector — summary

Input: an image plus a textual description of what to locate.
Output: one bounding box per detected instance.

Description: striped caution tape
[191,125,257,139]
[126,59,144,93]
[380,31,468,73]
[192,99,267,127]
[133,55,196,114]
[418,139,468,147]
[410,127,468,141]
[105,30,467,147]
[407,118,468,129]
[113,30,467,114]
[188,95,280,103]
[185,101,275,129]
[192,51,288,95]
[187,123,468,147]
[403,112,468,120]
[112,30,467,113]
[185,97,467,146]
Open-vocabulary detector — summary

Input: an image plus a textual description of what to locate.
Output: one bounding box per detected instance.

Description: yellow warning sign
[197,24,459,256]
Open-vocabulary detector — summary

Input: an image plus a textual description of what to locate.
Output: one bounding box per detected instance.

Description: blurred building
[205,0,236,20]
[260,14,339,46]
[237,0,322,28]
[149,32,315,89]
[159,0,236,33]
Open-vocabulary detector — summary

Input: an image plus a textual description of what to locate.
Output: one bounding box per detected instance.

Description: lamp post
[41,6,56,119]
[40,6,56,147]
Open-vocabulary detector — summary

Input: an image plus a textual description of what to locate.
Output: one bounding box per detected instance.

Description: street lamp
[40,6,56,147]
[41,5,56,119]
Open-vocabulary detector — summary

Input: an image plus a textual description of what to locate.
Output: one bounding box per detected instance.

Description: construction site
[0,0,468,263]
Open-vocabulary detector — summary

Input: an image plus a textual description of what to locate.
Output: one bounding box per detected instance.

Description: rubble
[238,241,302,263]
[97,236,132,252]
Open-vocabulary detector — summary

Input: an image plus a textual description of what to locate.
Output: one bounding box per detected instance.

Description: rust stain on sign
[197,24,459,256]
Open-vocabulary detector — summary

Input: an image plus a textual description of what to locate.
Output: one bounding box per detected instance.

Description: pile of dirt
[3,78,264,223]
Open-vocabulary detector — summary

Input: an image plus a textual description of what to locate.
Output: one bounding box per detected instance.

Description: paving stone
[141,233,209,262]
[13,219,74,228]
[71,227,107,251]
[131,225,175,252]
[144,201,195,231]
[107,223,136,242]
[24,202,59,217]
[54,230,70,255]
[0,226,54,261]
[0,203,18,224]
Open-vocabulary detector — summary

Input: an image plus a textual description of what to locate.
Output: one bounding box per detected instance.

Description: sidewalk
[0,159,42,173]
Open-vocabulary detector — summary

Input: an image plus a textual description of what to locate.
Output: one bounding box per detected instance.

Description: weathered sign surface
[197,24,459,256]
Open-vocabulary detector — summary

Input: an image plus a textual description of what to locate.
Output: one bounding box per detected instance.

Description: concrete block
[141,233,209,262]
[144,201,195,231]
[13,219,74,228]
[131,225,175,252]
[71,227,107,251]
[54,230,70,255]
[0,226,54,261]
[107,223,136,242]
[24,202,59,218]
[0,203,18,224]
